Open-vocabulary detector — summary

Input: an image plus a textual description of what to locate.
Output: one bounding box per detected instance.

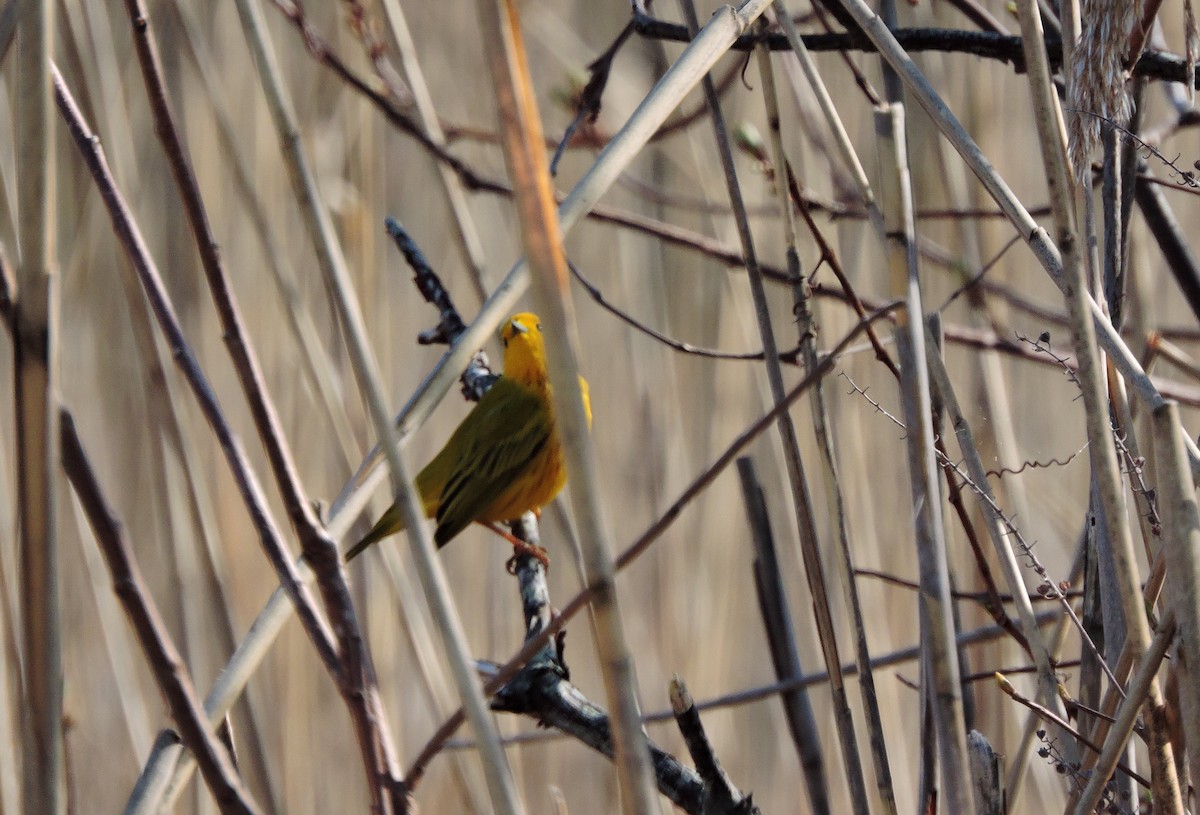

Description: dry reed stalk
[875,102,973,810]
[1152,401,1200,796]
[1071,612,1178,813]
[755,29,897,812]
[1014,0,1180,804]
[686,0,875,809]
[474,0,659,810]
[52,63,408,814]
[58,20,278,797]
[1005,536,1087,800]
[171,0,363,468]
[923,329,1074,745]
[770,1,877,216]
[15,0,62,811]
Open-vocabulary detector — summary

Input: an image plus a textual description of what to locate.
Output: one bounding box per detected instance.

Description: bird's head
[500,313,548,386]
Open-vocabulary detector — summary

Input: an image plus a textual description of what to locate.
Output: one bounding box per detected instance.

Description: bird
[345,312,591,567]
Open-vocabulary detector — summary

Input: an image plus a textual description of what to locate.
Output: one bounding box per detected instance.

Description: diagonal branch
[61,412,262,815]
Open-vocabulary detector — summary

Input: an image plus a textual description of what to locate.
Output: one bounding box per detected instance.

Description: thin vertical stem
[755,31,896,813]
[1014,0,1181,803]
[15,0,60,810]
[1152,400,1200,795]
[679,0,870,810]
[473,0,658,810]
[875,103,972,811]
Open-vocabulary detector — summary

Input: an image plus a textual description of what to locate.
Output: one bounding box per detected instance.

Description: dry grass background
[4,0,1200,812]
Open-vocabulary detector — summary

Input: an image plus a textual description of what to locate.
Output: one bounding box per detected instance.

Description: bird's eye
[501,337,508,348]
[536,323,542,331]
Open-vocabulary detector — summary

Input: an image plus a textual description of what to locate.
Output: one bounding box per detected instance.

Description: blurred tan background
[3,0,1200,812]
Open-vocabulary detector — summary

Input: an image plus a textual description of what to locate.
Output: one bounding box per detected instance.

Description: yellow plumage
[346,313,591,562]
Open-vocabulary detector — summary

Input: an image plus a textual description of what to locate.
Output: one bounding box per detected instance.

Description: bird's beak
[509,319,528,335]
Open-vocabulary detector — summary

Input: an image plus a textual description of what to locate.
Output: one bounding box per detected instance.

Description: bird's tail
[344,504,407,563]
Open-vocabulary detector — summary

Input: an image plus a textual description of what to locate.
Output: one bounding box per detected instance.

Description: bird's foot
[483,521,551,573]
[506,541,550,574]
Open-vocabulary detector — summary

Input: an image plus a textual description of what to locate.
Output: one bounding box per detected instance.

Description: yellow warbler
[346,313,591,563]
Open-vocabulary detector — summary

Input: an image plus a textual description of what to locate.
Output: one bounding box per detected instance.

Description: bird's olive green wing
[432,379,551,546]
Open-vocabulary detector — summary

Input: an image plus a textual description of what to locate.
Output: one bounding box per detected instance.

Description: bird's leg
[482,521,550,572]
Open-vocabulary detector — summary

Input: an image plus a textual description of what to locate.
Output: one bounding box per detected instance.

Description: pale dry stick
[131,353,284,809]
[754,33,897,813]
[476,0,656,810]
[1109,365,1158,566]
[771,1,876,217]
[144,0,779,795]
[232,0,521,812]
[61,413,263,815]
[687,0,874,810]
[15,0,61,811]
[928,99,1038,567]
[1066,548,1173,795]
[930,173,1058,788]
[1071,611,1179,814]
[923,330,1075,747]
[170,0,361,467]
[1014,0,1180,804]
[768,24,1052,791]
[839,375,1102,671]
[373,549,493,814]
[378,0,491,304]
[1151,401,1200,795]
[57,57,339,652]
[0,250,22,815]
[124,3,401,808]
[800,0,1200,473]
[87,186,284,807]
[68,496,159,757]
[875,102,972,811]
